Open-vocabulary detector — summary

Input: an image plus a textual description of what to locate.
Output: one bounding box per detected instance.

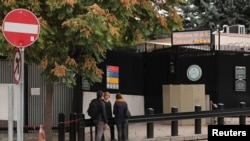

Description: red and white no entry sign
[2,8,40,48]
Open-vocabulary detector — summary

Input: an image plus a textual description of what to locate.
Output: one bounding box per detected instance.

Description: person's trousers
[116,121,127,141]
[95,121,105,141]
[102,124,115,140]
[109,124,115,140]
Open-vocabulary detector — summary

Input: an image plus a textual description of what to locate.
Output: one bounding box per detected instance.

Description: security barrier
[0,102,249,141]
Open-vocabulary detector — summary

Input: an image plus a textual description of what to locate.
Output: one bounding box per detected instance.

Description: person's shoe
[111,139,117,141]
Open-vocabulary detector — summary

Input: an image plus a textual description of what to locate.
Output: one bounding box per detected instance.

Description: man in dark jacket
[103,91,116,141]
[93,90,109,141]
[113,93,129,141]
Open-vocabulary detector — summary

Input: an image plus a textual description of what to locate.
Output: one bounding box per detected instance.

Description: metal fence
[0,60,74,130]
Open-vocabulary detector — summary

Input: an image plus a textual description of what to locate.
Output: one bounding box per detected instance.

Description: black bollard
[171,106,178,136]
[239,102,246,125]
[195,105,201,134]
[217,103,224,125]
[90,126,94,141]
[58,113,65,141]
[147,108,154,138]
[70,113,77,141]
[77,113,85,141]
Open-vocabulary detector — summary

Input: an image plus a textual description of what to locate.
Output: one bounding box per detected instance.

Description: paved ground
[2,122,208,141]
[92,117,250,141]
[1,117,249,141]
[97,122,208,141]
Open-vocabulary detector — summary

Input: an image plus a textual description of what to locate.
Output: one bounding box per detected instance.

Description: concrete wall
[0,84,19,120]
[162,84,206,125]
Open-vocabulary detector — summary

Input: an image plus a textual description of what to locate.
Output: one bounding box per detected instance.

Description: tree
[0,0,183,140]
[181,0,250,33]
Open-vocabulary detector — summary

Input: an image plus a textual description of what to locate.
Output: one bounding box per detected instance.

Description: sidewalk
[88,117,250,141]
[1,117,248,141]
[85,122,208,141]
[126,122,208,141]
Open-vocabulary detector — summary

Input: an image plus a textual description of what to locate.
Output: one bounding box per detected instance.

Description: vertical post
[70,113,77,141]
[239,102,246,125]
[78,113,84,141]
[218,28,220,51]
[146,108,154,138]
[17,47,24,141]
[8,84,14,141]
[217,103,224,125]
[90,126,93,141]
[21,48,24,140]
[195,105,201,134]
[58,113,65,141]
[217,24,221,51]
[171,106,178,136]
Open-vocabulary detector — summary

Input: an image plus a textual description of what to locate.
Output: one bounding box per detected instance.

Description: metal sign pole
[8,84,14,141]
[17,65,21,141]
[20,47,24,141]
[17,47,24,141]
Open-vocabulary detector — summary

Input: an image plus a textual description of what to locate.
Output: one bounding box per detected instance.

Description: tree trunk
[72,75,83,113]
[44,83,53,141]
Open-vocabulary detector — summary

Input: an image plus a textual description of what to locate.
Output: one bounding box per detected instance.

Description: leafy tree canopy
[181,0,250,33]
[0,1,183,140]
[0,0,183,87]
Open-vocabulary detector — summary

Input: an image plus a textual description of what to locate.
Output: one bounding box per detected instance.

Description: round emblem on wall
[187,64,202,81]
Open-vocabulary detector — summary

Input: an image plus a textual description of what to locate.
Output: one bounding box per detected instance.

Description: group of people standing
[90,90,130,141]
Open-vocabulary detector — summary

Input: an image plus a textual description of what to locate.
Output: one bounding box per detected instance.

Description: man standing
[103,91,116,141]
[88,90,109,141]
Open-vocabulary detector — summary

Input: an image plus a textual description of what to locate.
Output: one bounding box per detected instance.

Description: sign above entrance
[172,29,211,46]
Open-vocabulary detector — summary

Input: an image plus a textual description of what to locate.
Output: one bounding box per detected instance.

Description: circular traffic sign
[13,48,21,84]
[2,8,40,48]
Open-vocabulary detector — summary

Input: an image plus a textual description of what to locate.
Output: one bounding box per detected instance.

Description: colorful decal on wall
[106,65,119,89]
